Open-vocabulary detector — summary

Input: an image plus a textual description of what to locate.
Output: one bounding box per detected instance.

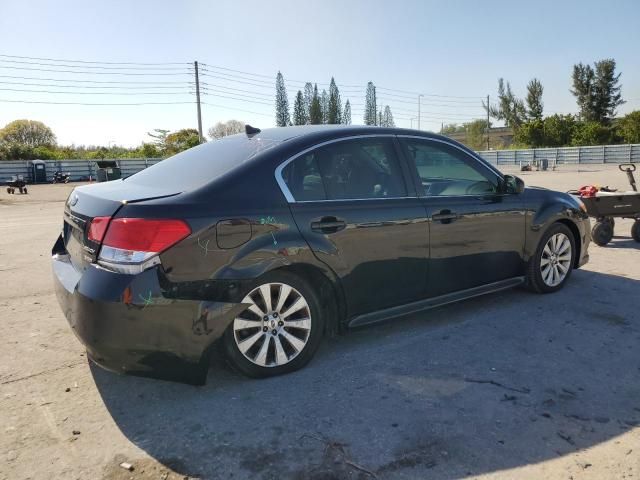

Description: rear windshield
[125,133,280,190]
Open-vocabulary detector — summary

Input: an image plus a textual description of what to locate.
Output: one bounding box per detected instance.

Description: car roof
[255,124,452,144]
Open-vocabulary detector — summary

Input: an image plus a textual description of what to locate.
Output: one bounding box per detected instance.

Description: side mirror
[503,174,525,194]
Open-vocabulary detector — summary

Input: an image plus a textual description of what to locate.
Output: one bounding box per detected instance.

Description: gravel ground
[1,166,639,480]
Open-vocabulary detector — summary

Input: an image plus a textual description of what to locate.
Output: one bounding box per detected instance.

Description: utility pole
[417,94,423,130]
[486,94,490,150]
[194,61,203,143]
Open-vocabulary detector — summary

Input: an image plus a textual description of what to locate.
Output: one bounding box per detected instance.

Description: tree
[327,77,342,124]
[462,119,490,150]
[0,119,56,147]
[526,78,544,120]
[275,71,290,127]
[343,100,352,125]
[164,128,201,155]
[441,123,464,134]
[514,119,546,147]
[293,90,308,126]
[617,110,640,144]
[138,143,161,158]
[486,78,526,128]
[147,128,169,148]
[381,106,395,127]
[309,84,323,125]
[571,121,613,146]
[208,120,244,140]
[320,89,329,124]
[543,114,576,147]
[303,82,314,123]
[364,82,377,126]
[571,59,624,123]
[593,59,624,123]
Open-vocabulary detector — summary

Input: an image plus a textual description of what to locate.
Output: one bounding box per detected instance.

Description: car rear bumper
[52,238,246,384]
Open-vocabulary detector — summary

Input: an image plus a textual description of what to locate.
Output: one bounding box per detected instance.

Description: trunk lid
[62,181,181,272]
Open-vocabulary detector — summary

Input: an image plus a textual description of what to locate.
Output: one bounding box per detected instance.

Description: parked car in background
[52,125,590,384]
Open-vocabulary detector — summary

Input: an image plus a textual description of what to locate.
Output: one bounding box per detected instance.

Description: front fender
[523,188,590,262]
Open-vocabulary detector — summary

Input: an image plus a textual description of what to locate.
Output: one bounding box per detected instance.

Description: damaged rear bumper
[52,241,246,385]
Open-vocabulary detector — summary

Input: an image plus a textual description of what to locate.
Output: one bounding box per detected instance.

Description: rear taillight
[88,216,111,243]
[92,217,190,274]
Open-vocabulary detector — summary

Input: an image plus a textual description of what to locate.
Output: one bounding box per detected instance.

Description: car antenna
[245,124,261,136]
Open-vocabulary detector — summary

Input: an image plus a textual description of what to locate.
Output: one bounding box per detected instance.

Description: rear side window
[282,137,407,201]
[125,134,280,191]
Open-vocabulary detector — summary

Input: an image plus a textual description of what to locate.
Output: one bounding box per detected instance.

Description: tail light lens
[91,217,191,274]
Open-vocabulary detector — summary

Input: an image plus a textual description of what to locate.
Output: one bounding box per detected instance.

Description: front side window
[400,139,498,196]
[281,137,407,201]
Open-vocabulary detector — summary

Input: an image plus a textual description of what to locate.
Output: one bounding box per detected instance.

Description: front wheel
[526,223,575,293]
[223,271,324,378]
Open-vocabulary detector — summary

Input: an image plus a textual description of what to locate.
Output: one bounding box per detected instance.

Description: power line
[0,87,192,95]
[0,98,195,106]
[0,80,191,89]
[0,65,191,76]
[0,53,189,66]
[0,74,189,84]
[0,59,189,71]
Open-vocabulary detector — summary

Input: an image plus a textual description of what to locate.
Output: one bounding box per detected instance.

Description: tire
[603,217,615,229]
[526,223,576,293]
[632,220,640,243]
[592,221,614,246]
[6,188,9,194]
[23,187,27,194]
[223,271,325,378]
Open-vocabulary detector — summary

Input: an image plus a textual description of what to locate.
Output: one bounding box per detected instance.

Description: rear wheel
[223,271,324,378]
[592,221,614,246]
[526,223,575,293]
[632,220,640,242]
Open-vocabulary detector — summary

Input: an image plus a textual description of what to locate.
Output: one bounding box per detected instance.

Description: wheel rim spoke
[259,284,272,312]
[284,317,311,330]
[234,318,262,331]
[254,336,270,366]
[238,330,264,354]
[274,336,288,365]
[280,296,307,319]
[557,262,568,274]
[280,329,306,353]
[247,302,265,318]
[275,284,292,313]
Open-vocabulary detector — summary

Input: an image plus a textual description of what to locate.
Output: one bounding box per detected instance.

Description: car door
[277,135,429,318]
[397,136,526,297]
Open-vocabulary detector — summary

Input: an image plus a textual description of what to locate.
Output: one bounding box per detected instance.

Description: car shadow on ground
[92,269,640,480]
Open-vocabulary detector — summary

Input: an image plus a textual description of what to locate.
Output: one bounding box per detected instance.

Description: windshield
[124,133,281,191]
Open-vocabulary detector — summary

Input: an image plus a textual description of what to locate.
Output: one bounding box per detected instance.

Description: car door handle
[310,216,347,233]
[431,210,459,223]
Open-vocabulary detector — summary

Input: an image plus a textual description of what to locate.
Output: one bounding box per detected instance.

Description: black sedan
[52,125,590,384]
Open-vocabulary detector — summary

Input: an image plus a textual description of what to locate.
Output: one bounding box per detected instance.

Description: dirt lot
[1,166,639,480]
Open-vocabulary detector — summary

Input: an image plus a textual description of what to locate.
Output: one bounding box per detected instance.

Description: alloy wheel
[232,282,312,367]
[540,233,572,287]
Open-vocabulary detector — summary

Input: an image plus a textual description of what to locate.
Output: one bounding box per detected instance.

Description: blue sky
[1,0,639,146]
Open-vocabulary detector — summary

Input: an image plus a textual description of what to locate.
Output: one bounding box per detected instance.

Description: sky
[0,0,639,147]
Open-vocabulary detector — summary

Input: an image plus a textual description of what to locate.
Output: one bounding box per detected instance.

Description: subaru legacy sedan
[52,125,590,384]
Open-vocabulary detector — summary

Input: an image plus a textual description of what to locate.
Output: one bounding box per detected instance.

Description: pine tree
[327,77,342,124]
[364,82,377,125]
[303,82,314,123]
[343,100,352,125]
[378,110,383,127]
[309,84,323,125]
[526,78,544,120]
[485,78,526,128]
[382,106,395,127]
[320,89,329,124]
[593,59,624,123]
[275,71,290,127]
[571,63,595,121]
[293,90,307,126]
